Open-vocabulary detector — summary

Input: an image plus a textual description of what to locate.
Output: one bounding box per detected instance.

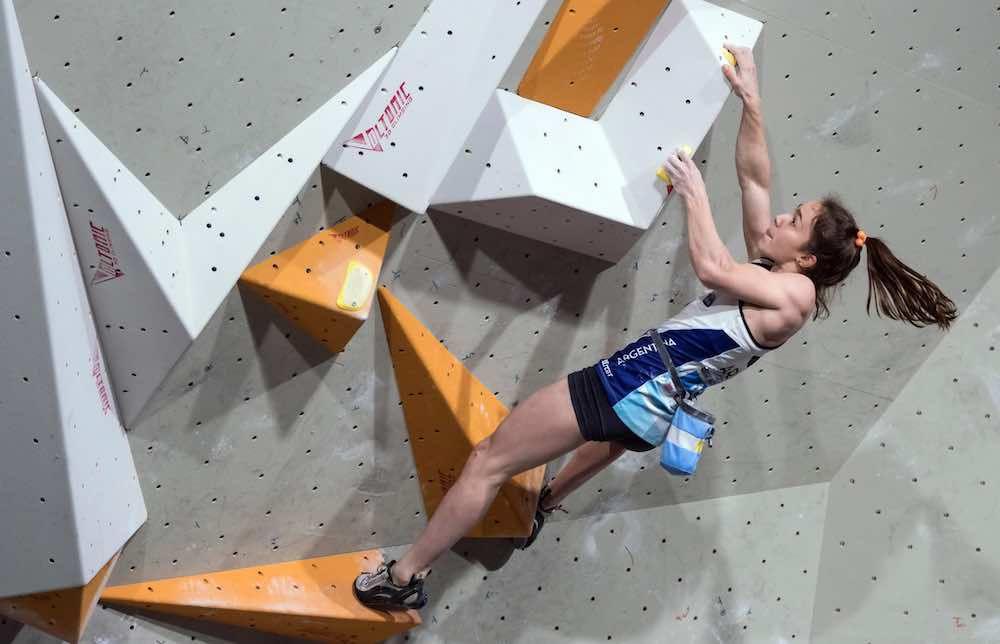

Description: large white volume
[325,0,548,214]
[33,44,393,427]
[433,0,762,261]
[0,0,146,598]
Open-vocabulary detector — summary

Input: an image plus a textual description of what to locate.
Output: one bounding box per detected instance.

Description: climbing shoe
[353,560,428,610]
[517,485,563,550]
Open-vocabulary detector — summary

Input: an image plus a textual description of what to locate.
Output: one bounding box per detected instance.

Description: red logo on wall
[89,221,124,285]
[90,349,113,416]
[343,82,414,153]
[329,225,360,240]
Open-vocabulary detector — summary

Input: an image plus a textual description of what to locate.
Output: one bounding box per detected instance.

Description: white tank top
[655,259,779,391]
[598,259,779,406]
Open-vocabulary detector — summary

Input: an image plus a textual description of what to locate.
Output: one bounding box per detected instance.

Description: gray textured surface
[5,0,999,642]
[811,263,1000,642]
[385,484,830,643]
[13,0,427,217]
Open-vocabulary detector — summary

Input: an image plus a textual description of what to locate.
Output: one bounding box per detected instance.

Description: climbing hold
[337,260,376,312]
[100,550,419,642]
[239,201,395,352]
[656,144,694,189]
[723,49,737,67]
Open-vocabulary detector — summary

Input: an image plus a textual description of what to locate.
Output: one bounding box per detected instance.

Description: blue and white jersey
[595,260,779,446]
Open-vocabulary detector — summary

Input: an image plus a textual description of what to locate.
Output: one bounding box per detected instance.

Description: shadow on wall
[101,605,314,644]
[127,169,379,442]
[426,207,610,396]
[0,617,22,644]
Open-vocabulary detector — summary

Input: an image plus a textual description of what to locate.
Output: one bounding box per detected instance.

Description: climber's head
[763,196,956,328]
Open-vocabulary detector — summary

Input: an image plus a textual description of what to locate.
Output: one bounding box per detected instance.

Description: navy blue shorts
[567,367,656,453]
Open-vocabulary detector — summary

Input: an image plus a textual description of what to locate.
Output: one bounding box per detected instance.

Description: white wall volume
[325,0,549,214]
[329,0,761,261]
[0,0,146,598]
[34,48,394,427]
[432,0,761,261]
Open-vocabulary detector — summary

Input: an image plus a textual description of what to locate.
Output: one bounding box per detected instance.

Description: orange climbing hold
[0,552,119,643]
[377,287,545,538]
[518,0,671,117]
[100,550,419,643]
[240,201,395,352]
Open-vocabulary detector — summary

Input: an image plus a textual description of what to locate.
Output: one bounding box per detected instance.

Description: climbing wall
[809,264,1000,641]
[31,20,395,429]
[5,0,999,642]
[347,0,764,262]
[0,4,145,638]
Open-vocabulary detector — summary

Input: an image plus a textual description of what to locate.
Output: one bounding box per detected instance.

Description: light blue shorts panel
[610,372,679,446]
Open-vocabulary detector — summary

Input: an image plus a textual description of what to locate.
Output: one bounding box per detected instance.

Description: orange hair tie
[855,229,867,248]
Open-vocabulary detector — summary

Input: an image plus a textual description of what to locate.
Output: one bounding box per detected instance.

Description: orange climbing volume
[100,550,419,643]
[0,552,119,643]
[518,0,671,117]
[240,201,395,352]
[377,287,545,538]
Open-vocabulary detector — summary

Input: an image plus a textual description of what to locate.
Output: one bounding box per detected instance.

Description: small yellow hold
[337,260,374,312]
[722,49,736,67]
[656,145,694,185]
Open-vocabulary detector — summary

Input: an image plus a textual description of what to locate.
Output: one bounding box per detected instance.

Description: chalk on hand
[656,145,694,186]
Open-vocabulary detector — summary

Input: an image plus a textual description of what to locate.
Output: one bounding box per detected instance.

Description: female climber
[353,44,957,610]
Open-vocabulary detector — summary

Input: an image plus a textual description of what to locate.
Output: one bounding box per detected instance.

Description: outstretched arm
[723,44,772,259]
[662,149,810,318]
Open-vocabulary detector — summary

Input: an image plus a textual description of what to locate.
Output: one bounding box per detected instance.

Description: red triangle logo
[92,268,124,285]
[342,129,383,153]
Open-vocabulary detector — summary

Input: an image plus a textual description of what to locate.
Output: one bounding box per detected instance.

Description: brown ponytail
[863,236,957,330]
[804,196,957,330]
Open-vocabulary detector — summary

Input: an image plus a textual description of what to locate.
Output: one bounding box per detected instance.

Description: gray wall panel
[813,263,1000,642]
[13,0,427,217]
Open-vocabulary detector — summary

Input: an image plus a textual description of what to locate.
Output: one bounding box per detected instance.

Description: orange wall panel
[101,550,418,643]
[0,552,119,643]
[240,201,395,352]
[518,0,671,117]
[377,287,544,538]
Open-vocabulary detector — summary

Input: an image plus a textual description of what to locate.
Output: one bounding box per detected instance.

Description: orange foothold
[100,550,419,643]
[0,552,120,643]
[377,287,545,538]
[239,201,395,352]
